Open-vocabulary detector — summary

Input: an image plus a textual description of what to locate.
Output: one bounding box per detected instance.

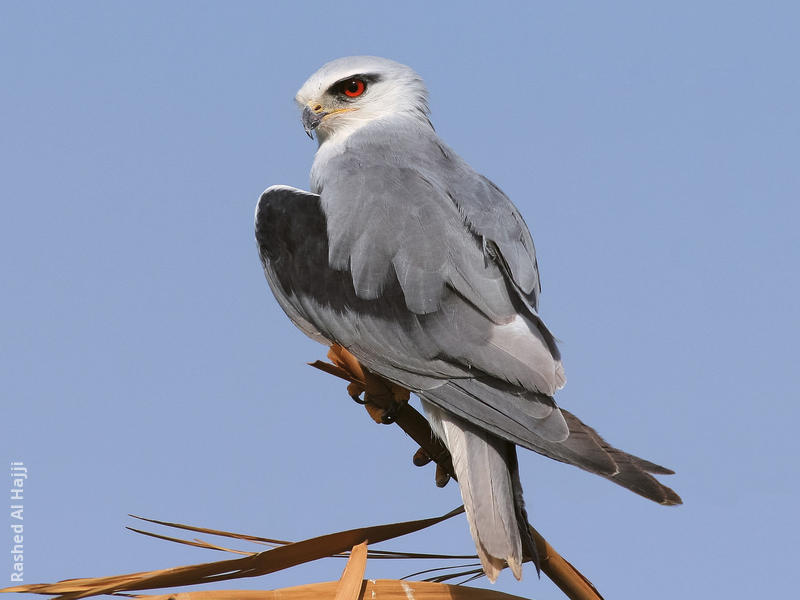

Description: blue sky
[1,2,798,598]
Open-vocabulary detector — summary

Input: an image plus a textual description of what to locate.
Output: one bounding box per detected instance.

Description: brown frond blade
[125,526,253,556]
[334,542,367,600]
[128,515,290,546]
[531,527,605,600]
[308,360,357,384]
[423,568,485,584]
[401,563,482,581]
[362,549,476,560]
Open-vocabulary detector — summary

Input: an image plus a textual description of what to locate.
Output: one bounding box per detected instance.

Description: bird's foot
[413,447,452,488]
[377,402,399,424]
[349,387,403,423]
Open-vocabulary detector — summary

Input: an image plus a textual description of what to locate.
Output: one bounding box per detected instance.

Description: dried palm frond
[1,508,463,600]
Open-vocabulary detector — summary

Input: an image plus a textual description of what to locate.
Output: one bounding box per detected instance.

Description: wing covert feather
[255,184,566,442]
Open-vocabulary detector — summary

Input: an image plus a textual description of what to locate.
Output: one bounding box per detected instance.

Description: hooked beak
[302,105,327,139]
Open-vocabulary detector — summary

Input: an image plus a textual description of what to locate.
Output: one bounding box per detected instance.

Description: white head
[295,56,430,146]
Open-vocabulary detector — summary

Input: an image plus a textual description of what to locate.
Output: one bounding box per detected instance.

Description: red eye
[342,78,365,97]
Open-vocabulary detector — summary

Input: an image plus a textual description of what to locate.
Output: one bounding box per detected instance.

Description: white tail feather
[423,401,525,581]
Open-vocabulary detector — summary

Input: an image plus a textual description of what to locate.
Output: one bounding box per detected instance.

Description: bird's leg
[360,368,410,425]
[317,344,452,486]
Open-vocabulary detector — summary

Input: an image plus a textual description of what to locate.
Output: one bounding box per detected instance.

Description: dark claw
[350,394,367,405]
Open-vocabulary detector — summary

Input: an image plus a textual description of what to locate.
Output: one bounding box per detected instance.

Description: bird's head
[295,56,430,145]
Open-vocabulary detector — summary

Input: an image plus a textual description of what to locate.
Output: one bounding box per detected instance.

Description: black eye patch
[327,73,382,99]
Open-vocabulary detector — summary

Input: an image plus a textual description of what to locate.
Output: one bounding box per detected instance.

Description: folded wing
[257,183,681,506]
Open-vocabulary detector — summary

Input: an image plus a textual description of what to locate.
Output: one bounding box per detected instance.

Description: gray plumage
[256,56,681,582]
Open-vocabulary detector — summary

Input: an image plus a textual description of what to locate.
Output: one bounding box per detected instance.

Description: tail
[424,402,536,581]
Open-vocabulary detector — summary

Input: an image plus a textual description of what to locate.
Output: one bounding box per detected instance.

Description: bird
[255,56,681,582]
